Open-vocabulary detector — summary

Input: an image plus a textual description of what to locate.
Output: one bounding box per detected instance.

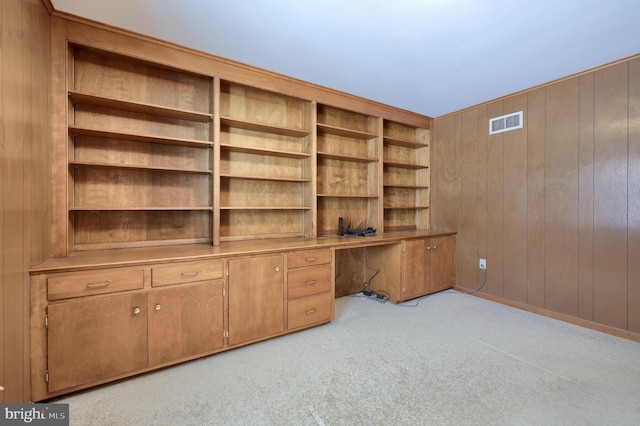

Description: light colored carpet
[55,290,640,425]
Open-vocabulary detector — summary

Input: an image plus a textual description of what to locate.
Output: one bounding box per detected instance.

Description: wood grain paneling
[0,0,50,402]
[593,63,628,330]
[545,79,580,316]
[434,54,640,338]
[502,94,528,303]
[432,115,457,231]
[526,88,546,308]
[578,74,595,321]
[628,58,640,333]
[460,109,479,290]
[486,101,504,297]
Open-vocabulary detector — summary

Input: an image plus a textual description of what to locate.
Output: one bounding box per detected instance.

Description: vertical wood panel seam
[628,62,631,330]
[543,88,547,309]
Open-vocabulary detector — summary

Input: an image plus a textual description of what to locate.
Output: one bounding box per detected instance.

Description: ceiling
[49,0,640,118]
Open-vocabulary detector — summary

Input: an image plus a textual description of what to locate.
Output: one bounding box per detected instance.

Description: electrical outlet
[479,258,487,270]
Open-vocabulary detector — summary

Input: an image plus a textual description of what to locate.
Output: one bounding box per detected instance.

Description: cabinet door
[430,235,456,291]
[228,255,284,346]
[148,280,224,366]
[47,293,148,392]
[403,238,431,300]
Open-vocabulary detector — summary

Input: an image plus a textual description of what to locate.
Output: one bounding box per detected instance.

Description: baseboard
[454,287,640,344]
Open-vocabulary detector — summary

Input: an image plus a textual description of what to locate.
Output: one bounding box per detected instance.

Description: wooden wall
[0,0,51,402]
[433,55,640,337]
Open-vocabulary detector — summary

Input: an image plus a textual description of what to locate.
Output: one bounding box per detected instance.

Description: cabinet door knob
[432,246,437,251]
[275,266,281,272]
[427,246,432,251]
[133,307,141,315]
[155,304,161,311]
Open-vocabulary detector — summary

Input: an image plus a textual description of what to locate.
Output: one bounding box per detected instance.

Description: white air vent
[489,111,523,135]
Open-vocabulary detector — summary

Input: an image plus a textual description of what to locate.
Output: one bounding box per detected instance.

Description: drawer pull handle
[275,266,281,272]
[305,280,318,286]
[133,307,141,315]
[305,309,317,315]
[87,281,111,289]
[155,304,161,311]
[306,257,318,262]
[181,271,199,277]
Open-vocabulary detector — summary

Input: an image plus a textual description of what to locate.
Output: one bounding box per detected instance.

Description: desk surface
[31,230,456,273]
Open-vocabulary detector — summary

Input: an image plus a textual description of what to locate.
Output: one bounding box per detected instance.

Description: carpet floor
[54,290,640,425]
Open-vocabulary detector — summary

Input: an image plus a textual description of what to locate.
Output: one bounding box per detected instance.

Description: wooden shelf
[317,152,378,163]
[69,161,212,174]
[317,194,379,198]
[317,123,377,140]
[384,161,428,170]
[69,125,214,148]
[68,91,213,122]
[384,206,429,210]
[221,117,310,138]
[69,207,213,211]
[383,136,428,148]
[220,143,310,159]
[220,206,311,210]
[384,184,429,189]
[220,173,310,183]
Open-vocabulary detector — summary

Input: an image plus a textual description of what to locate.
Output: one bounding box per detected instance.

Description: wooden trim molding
[456,287,640,344]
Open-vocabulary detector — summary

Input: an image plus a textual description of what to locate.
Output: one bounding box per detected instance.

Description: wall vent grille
[489,111,523,135]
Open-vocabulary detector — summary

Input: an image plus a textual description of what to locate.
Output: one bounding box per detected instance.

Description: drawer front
[48,268,144,300]
[287,264,332,299]
[287,292,333,330]
[152,260,223,287]
[287,249,332,269]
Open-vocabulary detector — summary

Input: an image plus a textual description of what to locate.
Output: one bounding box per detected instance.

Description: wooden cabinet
[40,261,225,396]
[148,281,224,366]
[368,234,456,303]
[227,254,285,346]
[286,249,334,330]
[402,235,455,301]
[47,292,148,392]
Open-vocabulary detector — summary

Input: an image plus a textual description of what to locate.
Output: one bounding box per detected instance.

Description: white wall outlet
[479,258,487,270]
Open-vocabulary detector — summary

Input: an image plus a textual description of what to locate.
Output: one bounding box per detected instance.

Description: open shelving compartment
[66,44,215,251]
[382,120,430,232]
[218,81,313,241]
[316,104,382,236]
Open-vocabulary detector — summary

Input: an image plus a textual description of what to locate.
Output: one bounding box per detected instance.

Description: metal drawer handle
[87,281,111,289]
[305,309,317,315]
[306,257,318,262]
[305,280,318,286]
[181,271,199,277]
[133,307,141,315]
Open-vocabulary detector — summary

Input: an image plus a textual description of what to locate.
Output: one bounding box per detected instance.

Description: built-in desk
[29,230,455,401]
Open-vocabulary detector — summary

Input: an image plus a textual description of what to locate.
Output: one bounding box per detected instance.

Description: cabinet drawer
[287,292,333,330]
[48,268,144,301]
[287,249,332,269]
[287,264,332,299]
[152,260,223,287]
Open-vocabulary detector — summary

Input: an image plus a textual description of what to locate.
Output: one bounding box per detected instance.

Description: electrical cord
[348,248,379,293]
[466,267,487,294]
